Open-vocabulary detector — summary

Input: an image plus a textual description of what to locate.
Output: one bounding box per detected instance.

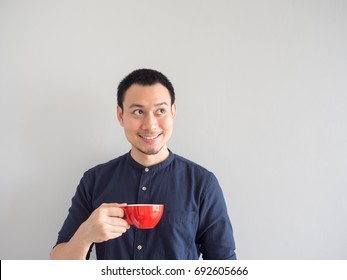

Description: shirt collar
[126,149,175,172]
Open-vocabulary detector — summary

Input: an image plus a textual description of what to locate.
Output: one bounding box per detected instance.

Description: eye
[157,108,166,115]
[133,109,144,116]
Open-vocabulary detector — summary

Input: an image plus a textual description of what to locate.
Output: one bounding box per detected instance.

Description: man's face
[117,83,176,161]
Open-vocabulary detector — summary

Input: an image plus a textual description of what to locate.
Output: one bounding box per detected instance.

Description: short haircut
[117,69,175,110]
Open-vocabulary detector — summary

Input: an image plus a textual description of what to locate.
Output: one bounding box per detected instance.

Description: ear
[117,105,124,127]
[171,103,177,119]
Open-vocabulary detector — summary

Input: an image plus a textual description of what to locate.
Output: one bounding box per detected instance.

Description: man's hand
[50,203,130,259]
[80,203,130,243]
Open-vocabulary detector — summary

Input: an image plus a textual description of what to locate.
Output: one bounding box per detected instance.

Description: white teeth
[141,135,159,140]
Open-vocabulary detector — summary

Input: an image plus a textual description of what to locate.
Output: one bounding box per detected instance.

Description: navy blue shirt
[56,151,236,259]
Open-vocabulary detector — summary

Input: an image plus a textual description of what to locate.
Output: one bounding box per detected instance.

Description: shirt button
[142,186,147,191]
[144,167,149,172]
[137,245,142,251]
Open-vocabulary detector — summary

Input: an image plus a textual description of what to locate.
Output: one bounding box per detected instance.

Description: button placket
[133,219,146,259]
[137,167,151,204]
[133,231,145,259]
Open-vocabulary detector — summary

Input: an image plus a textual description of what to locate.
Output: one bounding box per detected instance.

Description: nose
[142,112,158,130]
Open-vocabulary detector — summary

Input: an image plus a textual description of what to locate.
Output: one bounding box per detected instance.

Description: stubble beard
[135,144,165,156]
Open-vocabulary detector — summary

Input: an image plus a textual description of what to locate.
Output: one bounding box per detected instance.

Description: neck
[130,147,170,167]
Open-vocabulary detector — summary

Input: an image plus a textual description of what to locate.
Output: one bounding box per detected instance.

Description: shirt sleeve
[55,171,94,258]
[197,172,237,260]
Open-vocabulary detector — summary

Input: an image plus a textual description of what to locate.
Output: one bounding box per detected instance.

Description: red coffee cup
[123,204,164,229]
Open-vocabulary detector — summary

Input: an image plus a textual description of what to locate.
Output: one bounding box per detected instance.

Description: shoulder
[172,153,216,180]
[83,153,128,178]
[172,153,223,199]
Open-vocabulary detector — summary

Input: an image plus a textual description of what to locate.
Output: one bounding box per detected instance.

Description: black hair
[117,69,175,110]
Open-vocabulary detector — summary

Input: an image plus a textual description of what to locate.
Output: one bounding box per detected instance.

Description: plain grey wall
[1,0,346,259]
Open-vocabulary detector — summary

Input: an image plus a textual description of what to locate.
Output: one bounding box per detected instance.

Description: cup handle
[120,205,132,225]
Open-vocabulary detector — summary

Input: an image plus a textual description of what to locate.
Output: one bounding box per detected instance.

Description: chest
[92,168,203,213]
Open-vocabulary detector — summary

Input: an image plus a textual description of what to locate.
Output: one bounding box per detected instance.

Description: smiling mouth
[138,133,162,140]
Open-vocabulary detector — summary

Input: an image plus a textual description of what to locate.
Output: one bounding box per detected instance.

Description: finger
[112,226,128,235]
[96,224,128,242]
[101,202,127,208]
[106,223,130,239]
[101,203,127,217]
[99,206,125,218]
[110,207,125,218]
[105,217,129,228]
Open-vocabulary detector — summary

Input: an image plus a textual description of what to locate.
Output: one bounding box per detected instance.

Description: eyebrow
[128,102,169,109]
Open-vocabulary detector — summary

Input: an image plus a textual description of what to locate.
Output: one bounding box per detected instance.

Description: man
[50,69,236,260]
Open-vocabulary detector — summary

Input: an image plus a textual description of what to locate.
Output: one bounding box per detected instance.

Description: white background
[2,260,347,280]
[1,0,346,259]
